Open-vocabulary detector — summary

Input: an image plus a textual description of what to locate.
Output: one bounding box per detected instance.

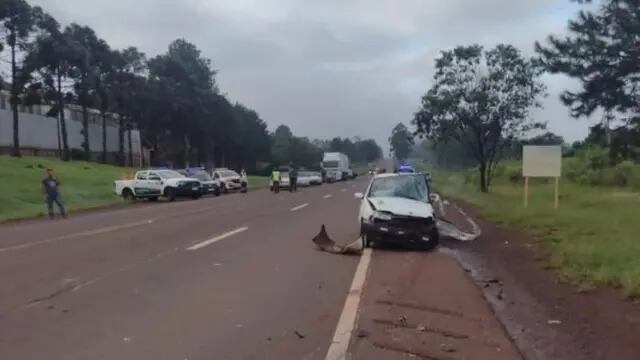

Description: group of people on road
[271,164,299,194]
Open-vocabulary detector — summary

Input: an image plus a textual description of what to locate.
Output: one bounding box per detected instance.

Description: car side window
[148,172,161,181]
[136,172,148,180]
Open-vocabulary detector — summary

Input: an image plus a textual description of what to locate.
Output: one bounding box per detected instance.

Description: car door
[134,171,149,196]
[147,171,163,195]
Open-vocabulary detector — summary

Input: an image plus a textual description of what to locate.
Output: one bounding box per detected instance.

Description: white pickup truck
[113,169,202,201]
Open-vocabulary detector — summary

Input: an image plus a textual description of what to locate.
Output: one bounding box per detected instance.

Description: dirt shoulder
[350,250,521,360]
[441,200,640,360]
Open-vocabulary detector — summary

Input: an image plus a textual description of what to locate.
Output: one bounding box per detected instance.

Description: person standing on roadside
[289,164,298,193]
[271,167,281,194]
[240,168,248,192]
[42,168,66,219]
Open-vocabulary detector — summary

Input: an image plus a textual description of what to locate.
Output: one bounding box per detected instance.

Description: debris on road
[547,319,562,325]
[440,343,457,353]
[357,329,371,338]
[293,330,306,339]
[432,194,482,242]
[312,225,362,255]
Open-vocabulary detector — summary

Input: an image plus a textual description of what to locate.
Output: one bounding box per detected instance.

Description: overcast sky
[31,0,600,151]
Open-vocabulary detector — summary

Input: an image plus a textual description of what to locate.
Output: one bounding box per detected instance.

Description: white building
[0,90,146,166]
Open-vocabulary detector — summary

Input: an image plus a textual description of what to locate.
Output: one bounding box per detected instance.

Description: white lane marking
[325,247,372,360]
[340,188,347,192]
[0,219,155,253]
[186,227,249,251]
[290,203,309,212]
[323,194,333,199]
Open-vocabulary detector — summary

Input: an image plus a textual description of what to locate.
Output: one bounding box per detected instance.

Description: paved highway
[0,179,368,360]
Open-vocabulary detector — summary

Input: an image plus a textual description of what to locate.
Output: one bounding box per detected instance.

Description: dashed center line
[323,194,333,199]
[290,203,309,212]
[187,227,249,251]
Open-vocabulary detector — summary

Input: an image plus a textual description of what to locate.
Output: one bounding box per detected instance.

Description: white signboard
[522,145,562,178]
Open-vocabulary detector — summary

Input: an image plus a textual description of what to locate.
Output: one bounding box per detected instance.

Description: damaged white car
[355,173,439,250]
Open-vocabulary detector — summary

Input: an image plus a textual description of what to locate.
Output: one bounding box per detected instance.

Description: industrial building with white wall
[0,90,147,166]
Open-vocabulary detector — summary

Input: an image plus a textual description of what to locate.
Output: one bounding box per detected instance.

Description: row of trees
[271,125,383,169]
[1,0,383,170]
[1,0,273,168]
[412,0,640,192]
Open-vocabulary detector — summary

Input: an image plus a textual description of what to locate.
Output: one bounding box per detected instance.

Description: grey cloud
[31,0,590,152]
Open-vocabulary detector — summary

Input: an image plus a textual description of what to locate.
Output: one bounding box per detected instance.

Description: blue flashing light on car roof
[398,164,415,173]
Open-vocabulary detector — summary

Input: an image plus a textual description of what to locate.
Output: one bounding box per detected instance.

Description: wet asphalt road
[0,179,368,360]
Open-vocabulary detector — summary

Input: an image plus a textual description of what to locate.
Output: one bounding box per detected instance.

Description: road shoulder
[443,200,640,360]
[350,250,521,360]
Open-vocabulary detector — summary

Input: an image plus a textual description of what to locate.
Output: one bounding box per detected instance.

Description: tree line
[0,0,382,170]
[411,0,640,192]
[271,125,382,170]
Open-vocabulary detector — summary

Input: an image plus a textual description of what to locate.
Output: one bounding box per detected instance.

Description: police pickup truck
[113,169,202,201]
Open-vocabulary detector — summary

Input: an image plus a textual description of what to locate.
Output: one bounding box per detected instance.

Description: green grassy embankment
[247,176,269,190]
[0,155,271,222]
[431,165,640,297]
[0,155,130,221]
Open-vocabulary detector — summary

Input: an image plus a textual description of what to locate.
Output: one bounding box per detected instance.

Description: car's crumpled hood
[368,197,434,218]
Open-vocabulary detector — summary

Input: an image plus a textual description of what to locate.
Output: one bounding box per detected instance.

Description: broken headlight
[372,211,393,221]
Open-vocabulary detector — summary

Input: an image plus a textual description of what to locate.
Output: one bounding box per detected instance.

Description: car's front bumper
[201,184,218,194]
[225,181,244,189]
[175,182,202,196]
[362,218,437,248]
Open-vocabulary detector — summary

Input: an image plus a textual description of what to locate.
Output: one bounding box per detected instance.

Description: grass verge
[247,176,269,190]
[432,168,640,297]
[0,155,130,221]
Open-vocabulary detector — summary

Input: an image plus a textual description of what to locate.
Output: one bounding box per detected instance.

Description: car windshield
[156,170,186,179]
[191,171,212,181]
[368,176,428,202]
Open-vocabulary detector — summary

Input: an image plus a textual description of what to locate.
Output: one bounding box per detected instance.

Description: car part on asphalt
[432,195,481,242]
[312,225,363,255]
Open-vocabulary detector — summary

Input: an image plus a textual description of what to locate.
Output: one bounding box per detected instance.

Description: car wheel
[165,188,176,202]
[191,193,201,200]
[222,183,229,194]
[419,230,440,251]
[214,188,221,197]
[122,189,136,202]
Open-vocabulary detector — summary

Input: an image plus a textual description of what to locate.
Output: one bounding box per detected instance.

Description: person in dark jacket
[42,168,66,219]
[289,164,298,192]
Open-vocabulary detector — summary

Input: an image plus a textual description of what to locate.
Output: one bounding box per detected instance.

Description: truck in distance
[322,152,350,182]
